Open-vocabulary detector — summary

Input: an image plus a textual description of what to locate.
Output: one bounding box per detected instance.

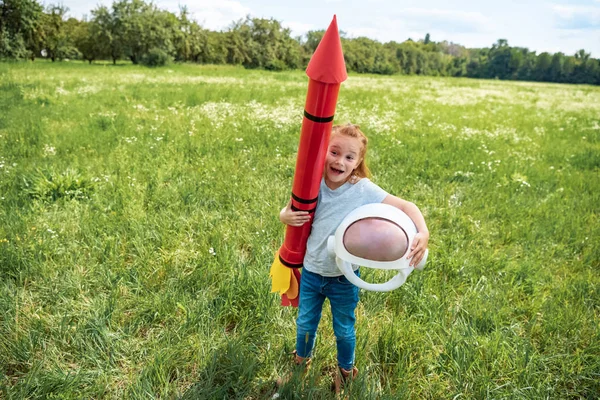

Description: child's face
[324,134,362,190]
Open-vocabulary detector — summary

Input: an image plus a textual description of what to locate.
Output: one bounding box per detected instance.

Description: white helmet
[327,203,427,291]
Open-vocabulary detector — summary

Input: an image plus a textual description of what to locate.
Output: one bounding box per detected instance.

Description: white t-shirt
[303,178,388,277]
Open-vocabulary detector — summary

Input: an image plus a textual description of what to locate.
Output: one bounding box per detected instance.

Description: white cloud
[340,7,493,44]
[157,0,251,30]
[283,21,316,37]
[394,8,493,34]
[345,27,382,39]
[552,4,600,30]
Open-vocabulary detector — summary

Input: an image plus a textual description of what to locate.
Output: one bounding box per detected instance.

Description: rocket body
[279,80,341,268]
[270,15,347,307]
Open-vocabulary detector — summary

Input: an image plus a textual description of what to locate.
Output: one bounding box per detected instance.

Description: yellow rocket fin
[286,269,299,300]
[270,251,291,294]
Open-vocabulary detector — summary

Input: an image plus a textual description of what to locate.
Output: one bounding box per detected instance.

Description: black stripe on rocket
[291,204,316,214]
[279,254,304,269]
[292,192,318,204]
[303,110,334,123]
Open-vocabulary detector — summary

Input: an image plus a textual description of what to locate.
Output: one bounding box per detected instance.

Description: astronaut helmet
[327,203,427,292]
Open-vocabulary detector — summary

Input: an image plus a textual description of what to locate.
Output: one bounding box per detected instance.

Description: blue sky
[57,0,600,57]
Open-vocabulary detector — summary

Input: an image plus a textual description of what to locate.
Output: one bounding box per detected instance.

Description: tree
[190,27,227,64]
[572,51,600,84]
[91,5,121,64]
[487,39,514,79]
[173,6,191,61]
[448,56,467,77]
[516,49,536,81]
[466,48,488,78]
[396,41,418,74]
[0,0,44,59]
[562,55,576,82]
[72,17,109,63]
[41,4,77,61]
[534,52,552,81]
[303,30,324,54]
[112,0,149,64]
[548,52,565,82]
[343,36,380,73]
[574,49,590,62]
[228,17,299,70]
[224,25,248,65]
[109,0,180,65]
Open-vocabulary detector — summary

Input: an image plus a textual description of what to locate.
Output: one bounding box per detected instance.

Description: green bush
[264,59,287,71]
[23,168,95,202]
[0,29,28,59]
[141,48,171,67]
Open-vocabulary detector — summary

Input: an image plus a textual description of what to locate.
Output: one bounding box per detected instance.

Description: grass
[0,59,599,399]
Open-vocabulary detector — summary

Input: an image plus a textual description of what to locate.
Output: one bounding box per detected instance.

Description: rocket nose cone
[306,15,348,84]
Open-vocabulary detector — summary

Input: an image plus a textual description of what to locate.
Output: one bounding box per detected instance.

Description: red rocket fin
[306,15,348,84]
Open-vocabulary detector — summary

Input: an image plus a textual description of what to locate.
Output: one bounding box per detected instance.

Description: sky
[57,0,600,57]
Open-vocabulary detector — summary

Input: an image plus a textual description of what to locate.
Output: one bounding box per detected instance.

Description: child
[279,123,429,392]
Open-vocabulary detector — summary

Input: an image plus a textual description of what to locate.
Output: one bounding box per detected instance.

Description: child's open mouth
[331,167,344,175]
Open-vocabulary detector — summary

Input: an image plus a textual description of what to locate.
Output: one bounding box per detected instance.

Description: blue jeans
[295,268,360,370]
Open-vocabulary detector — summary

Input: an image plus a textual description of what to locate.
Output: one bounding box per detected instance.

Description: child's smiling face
[324,134,362,190]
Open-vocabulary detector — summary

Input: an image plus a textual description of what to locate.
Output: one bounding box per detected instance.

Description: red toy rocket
[270,15,348,307]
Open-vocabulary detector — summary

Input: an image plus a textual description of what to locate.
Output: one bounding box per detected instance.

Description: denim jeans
[295,268,360,370]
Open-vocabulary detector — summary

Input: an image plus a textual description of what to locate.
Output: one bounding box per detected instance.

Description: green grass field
[1,60,599,399]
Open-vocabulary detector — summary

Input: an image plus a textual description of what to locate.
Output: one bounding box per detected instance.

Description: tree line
[1,0,599,84]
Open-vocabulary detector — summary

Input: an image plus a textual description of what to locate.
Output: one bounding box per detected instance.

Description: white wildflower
[76,85,100,95]
[43,144,56,156]
[512,173,530,188]
[448,193,462,207]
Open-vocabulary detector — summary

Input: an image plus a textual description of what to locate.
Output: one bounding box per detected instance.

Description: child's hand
[407,231,429,267]
[279,199,311,226]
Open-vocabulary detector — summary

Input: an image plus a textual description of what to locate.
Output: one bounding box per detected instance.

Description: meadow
[0,61,598,399]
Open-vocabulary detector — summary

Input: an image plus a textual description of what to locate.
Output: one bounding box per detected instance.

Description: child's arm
[382,195,429,267]
[279,199,312,226]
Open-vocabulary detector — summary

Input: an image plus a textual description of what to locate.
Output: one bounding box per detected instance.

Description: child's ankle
[339,366,357,378]
[292,350,311,366]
